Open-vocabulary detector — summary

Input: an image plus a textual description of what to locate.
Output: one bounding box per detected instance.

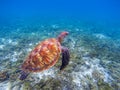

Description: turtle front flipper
[60,47,70,70]
[19,70,29,80]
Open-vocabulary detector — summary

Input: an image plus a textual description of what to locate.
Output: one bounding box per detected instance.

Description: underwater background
[0,0,120,90]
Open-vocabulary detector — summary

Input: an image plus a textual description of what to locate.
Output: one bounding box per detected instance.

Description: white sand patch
[7,39,18,45]
[30,68,57,83]
[69,37,76,50]
[4,51,22,62]
[26,48,32,52]
[8,39,12,44]
[1,38,18,45]
[0,45,5,49]
[29,43,33,46]
[94,33,109,39]
[51,24,59,29]
[1,38,5,42]
[10,52,18,62]
[33,68,56,79]
[71,57,113,87]
[11,41,18,45]
[0,81,11,90]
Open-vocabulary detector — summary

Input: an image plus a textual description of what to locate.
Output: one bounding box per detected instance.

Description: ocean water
[0,0,120,90]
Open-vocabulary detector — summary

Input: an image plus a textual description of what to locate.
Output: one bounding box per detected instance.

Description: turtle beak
[62,31,69,36]
[65,32,69,35]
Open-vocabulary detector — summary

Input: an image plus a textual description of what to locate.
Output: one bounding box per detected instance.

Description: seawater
[0,0,120,90]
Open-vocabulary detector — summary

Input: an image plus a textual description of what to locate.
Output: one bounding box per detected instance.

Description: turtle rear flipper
[19,70,29,80]
[60,47,70,70]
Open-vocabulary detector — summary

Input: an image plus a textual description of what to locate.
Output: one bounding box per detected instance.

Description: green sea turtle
[19,31,70,80]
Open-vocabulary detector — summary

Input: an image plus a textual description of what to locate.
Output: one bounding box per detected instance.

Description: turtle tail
[19,70,29,80]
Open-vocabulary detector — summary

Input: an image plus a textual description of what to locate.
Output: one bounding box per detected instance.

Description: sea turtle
[19,31,70,80]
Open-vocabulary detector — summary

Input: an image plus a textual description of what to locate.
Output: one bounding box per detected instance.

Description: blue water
[0,0,120,38]
[0,0,120,90]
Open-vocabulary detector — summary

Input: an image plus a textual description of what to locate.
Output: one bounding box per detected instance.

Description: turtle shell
[21,38,61,72]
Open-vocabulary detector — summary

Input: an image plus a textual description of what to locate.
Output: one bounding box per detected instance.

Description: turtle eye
[65,32,69,35]
[62,32,69,36]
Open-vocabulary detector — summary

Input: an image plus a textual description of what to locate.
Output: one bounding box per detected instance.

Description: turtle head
[57,31,69,43]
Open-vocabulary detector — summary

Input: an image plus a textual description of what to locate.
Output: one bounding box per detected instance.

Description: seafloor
[0,19,120,90]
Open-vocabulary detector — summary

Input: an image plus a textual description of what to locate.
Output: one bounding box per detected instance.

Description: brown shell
[21,38,61,72]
